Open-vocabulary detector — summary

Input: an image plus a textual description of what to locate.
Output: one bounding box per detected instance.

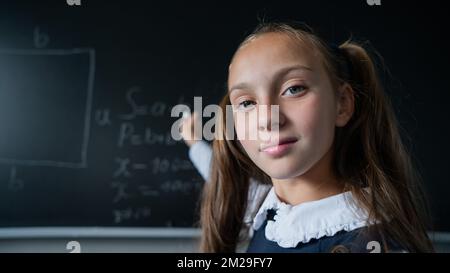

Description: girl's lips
[261,139,298,157]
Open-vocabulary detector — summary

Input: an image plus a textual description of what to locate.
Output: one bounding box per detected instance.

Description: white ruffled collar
[252,187,372,248]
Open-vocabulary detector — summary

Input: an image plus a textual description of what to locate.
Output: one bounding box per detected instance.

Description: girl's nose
[257,104,285,132]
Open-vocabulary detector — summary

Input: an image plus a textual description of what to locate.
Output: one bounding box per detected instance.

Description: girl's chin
[251,154,309,179]
[261,164,306,180]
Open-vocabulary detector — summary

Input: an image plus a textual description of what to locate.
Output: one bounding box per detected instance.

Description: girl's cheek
[298,107,317,133]
[234,114,246,141]
[234,112,258,141]
[234,114,259,152]
[286,99,317,132]
[300,94,336,140]
[239,139,260,159]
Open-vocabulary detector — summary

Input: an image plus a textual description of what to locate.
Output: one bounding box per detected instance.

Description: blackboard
[0,1,228,229]
[0,0,449,232]
[0,46,211,227]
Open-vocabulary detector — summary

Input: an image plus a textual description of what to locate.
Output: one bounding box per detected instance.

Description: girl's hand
[180,112,202,147]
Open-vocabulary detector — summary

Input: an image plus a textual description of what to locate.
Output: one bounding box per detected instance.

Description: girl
[181,22,434,253]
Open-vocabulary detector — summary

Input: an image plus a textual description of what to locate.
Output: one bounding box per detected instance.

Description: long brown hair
[199,22,434,252]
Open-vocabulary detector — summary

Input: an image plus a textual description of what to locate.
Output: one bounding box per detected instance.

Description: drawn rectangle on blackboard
[0,48,95,168]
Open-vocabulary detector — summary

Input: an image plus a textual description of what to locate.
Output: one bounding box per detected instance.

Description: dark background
[0,0,448,231]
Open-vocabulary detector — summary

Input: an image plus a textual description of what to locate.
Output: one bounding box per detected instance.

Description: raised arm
[188,140,212,181]
[180,112,212,180]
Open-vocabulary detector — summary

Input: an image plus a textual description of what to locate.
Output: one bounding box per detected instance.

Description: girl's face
[228,33,348,180]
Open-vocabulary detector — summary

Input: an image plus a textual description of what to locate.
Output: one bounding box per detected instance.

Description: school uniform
[246,187,387,253]
[189,141,404,253]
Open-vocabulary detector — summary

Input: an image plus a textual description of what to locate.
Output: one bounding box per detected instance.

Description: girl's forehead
[229,33,319,81]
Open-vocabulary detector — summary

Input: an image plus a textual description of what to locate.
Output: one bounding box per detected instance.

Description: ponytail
[334,41,434,252]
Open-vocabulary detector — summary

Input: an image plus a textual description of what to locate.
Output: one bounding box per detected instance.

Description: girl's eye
[237,100,256,110]
[282,85,307,96]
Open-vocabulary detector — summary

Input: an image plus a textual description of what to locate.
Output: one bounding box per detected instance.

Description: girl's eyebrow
[229,65,313,94]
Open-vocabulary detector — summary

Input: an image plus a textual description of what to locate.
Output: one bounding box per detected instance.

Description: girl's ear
[335,83,355,127]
